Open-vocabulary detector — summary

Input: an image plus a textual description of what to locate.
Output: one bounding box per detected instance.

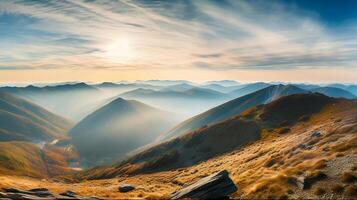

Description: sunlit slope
[0,141,74,178]
[160,84,307,141]
[0,92,73,142]
[68,97,180,167]
[74,93,341,180]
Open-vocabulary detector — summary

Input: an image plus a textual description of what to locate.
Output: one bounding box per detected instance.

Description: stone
[170,170,237,200]
[118,184,135,193]
[296,172,327,190]
[311,131,321,137]
[59,191,77,197]
[0,188,103,200]
[3,188,53,198]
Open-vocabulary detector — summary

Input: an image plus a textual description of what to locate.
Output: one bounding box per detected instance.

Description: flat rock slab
[170,170,237,200]
[1,188,103,200]
[118,184,135,193]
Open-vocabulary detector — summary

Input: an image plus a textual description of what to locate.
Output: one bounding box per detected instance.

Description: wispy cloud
[0,0,356,72]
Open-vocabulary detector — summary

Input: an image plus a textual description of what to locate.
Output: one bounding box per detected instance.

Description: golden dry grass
[0,99,356,199]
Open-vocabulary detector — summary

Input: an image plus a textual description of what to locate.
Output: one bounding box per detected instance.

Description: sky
[0,0,357,83]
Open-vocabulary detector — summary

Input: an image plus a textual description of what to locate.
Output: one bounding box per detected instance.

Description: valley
[0,81,356,199]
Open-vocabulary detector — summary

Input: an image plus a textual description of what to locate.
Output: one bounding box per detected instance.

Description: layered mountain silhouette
[328,83,357,96]
[75,93,339,179]
[119,87,230,118]
[201,83,241,93]
[68,97,180,167]
[311,87,356,99]
[159,84,307,141]
[0,83,103,120]
[95,82,161,95]
[228,82,271,97]
[160,83,196,92]
[0,92,72,142]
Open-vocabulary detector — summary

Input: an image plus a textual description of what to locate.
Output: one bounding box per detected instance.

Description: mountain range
[0,83,104,121]
[74,92,351,180]
[0,80,356,199]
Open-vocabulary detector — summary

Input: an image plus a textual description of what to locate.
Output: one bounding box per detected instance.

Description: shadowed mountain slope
[0,92,73,142]
[159,84,307,141]
[311,87,356,99]
[68,97,180,167]
[74,93,339,179]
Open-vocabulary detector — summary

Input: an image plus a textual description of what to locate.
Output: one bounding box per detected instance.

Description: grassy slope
[74,93,334,179]
[160,84,307,141]
[0,141,75,178]
[1,96,356,199]
[0,92,73,142]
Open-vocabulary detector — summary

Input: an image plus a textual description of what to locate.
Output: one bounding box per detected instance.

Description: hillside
[68,98,180,167]
[0,83,104,120]
[76,93,335,178]
[0,92,73,142]
[59,93,357,199]
[160,84,307,141]
[0,141,76,178]
[311,87,356,99]
[1,94,356,199]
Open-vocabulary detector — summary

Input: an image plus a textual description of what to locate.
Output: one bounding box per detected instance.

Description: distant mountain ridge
[311,87,355,99]
[0,83,103,120]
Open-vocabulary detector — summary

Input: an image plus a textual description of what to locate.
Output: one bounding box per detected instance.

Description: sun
[104,37,137,63]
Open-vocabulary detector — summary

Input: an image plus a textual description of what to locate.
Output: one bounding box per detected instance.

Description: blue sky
[0,0,356,82]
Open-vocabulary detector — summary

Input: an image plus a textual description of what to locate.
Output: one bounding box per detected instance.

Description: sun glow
[104,37,137,63]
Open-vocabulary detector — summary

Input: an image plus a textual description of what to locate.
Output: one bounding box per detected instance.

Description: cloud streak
[0,0,356,72]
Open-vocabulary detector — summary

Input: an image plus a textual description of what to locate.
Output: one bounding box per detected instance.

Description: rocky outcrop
[118,184,135,193]
[0,188,102,200]
[170,170,237,200]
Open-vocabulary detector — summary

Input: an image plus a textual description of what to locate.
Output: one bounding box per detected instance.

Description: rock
[28,188,49,192]
[118,184,135,193]
[170,170,237,200]
[0,192,51,200]
[296,172,327,190]
[59,191,77,197]
[0,188,103,200]
[297,144,306,149]
[3,188,53,198]
[311,131,321,137]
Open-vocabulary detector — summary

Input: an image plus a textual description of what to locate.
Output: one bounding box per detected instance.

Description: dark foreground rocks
[118,184,135,193]
[170,170,237,200]
[0,188,102,200]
